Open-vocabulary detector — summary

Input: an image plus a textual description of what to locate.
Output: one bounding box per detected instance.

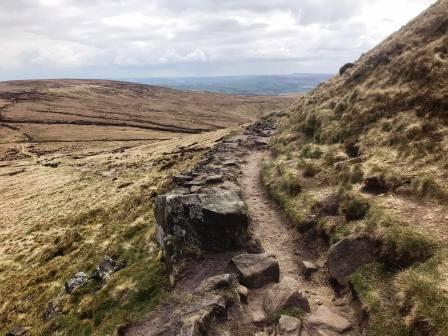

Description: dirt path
[239,151,361,335]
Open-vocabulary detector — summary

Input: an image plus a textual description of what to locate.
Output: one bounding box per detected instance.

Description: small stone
[190,185,202,193]
[251,309,266,324]
[91,256,123,281]
[223,160,239,167]
[205,175,223,184]
[276,315,301,336]
[6,326,28,336]
[64,272,88,293]
[196,274,233,292]
[237,285,249,303]
[306,305,352,333]
[300,260,319,277]
[173,174,193,184]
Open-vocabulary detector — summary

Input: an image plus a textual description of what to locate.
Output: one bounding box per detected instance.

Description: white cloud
[0,0,436,79]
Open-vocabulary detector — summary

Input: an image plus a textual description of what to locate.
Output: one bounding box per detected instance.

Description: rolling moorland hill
[265,0,448,334]
[0,79,295,335]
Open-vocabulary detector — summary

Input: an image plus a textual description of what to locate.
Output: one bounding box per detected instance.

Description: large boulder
[263,276,310,319]
[231,253,279,288]
[306,306,352,334]
[327,234,377,285]
[154,190,248,265]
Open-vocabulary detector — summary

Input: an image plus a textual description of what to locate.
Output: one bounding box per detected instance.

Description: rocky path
[124,119,362,336]
[233,151,361,336]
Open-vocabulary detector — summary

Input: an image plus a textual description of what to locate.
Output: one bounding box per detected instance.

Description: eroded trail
[239,151,361,335]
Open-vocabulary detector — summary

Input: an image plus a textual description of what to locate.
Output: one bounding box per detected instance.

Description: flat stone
[327,234,377,285]
[277,315,301,336]
[231,253,279,288]
[223,160,239,167]
[173,174,193,184]
[251,309,266,324]
[306,306,352,333]
[301,260,319,277]
[190,185,202,193]
[196,274,233,292]
[5,326,28,336]
[205,174,224,184]
[263,276,310,319]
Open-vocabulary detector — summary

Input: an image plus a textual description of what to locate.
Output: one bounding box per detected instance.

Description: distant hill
[120,74,332,96]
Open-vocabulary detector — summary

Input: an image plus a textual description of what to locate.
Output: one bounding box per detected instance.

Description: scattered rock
[251,309,267,324]
[276,315,301,336]
[190,185,202,193]
[231,253,279,288]
[306,306,352,333]
[178,294,227,336]
[64,272,88,293]
[196,273,234,292]
[174,174,193,184]
[223,160,239,167]
[172,187,191,195]
[300,260,319,277]
[6,326,29,336]
[205,174,224,184]
[263,276,310,319]
[339,62,355,75]
[237,285,249,303]
[91,256,123,281]
[327,234,377,285]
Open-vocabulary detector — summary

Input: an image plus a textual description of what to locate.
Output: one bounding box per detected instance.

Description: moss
[273,307,305,323]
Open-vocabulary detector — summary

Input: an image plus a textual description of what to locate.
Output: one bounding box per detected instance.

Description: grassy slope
[0,80,294,335]
[264,1,448,335]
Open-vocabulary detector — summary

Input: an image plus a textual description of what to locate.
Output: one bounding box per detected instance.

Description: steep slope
[264,1,448,335]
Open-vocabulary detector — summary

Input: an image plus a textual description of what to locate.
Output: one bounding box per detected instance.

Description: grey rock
[174,174,193,184]
[327,234,377,285]
[155,190,249,268]
[231,253,279,288]
[205,175,224,184]
[300,260,319,277]
[276,315,301,336]
[6,326,28,336]
[92,256,123,281]
[223,160,239,167]
[263,276,310,319]
[190,185,202,193]
[306,306,352,333]
[237,285,248,303]
[172,187,191,195]
[178,294,227,336]
[64,272,88,293]
[196,274,233,292]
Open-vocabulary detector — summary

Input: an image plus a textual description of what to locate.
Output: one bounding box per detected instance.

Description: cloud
[0,0,436,79]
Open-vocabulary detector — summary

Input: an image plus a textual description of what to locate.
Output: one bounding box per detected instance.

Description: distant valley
[119,73,333,96]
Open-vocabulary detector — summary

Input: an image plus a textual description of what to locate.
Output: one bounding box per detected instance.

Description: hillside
[264,0,448,335]
[0,80,294,335]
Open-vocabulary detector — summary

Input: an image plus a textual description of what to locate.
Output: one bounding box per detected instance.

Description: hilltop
[265,0,448,335]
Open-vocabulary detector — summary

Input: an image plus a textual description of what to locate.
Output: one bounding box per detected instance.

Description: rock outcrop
[231,253,280,288]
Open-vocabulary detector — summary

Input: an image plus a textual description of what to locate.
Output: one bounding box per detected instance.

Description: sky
[0,0,436,80]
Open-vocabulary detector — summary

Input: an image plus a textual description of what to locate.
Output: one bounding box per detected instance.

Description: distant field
[0,79,294,335]
[120,74,333,96]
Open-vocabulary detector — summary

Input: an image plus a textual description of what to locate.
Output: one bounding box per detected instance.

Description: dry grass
[264,1,448,334]
[0,80,294,334]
